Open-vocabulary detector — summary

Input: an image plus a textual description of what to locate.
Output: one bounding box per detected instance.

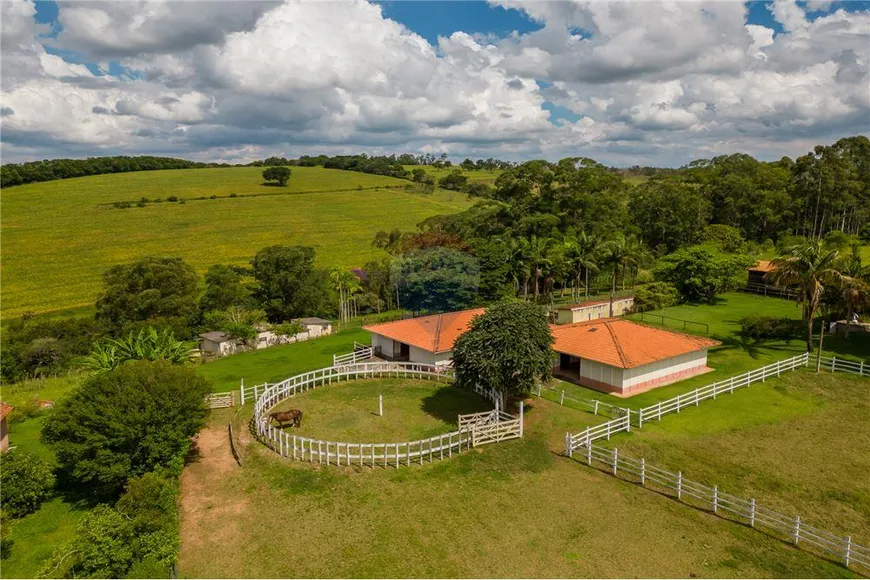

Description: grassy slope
[177,399,856,578]
[595,371,870,544]
[0,167,473,317]
[197,327,371,392]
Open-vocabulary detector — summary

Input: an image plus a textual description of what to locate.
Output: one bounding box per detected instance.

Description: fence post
[677,471,682,500]
[793,515,801,545]
[586,442,592,466]
[612,447,618,476]
[594,400,599,415]
[560,390,565,406]
[695,390,699,406]
[831,356,836,373]
[845,536,852,567]
[640,458,645,486]
[565,433,572,457]
[713,485,718,514]
[625,409,631,433]
[378,394,383,417]
[519,401,524,438]
[776,359,781,377]
[676,394,681,413]
[750,498,756,528]
[240,378,245,405]
[638,408,643,429]
[606,421,611,440]
[658,401,662,421]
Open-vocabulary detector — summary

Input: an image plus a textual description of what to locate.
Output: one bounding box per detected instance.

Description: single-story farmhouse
[363,308,485,367]
[553,296,634,324]
[551,319,721,397]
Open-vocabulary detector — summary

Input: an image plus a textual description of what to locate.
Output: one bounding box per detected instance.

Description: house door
[400,342,410,360]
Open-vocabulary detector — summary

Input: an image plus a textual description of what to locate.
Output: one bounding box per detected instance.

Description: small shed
[199,331,238,357]
[551,319,721,397]
[297,317,333,336]
[1,402,13,453]
[554,297,634,325]
[363,308,485,367]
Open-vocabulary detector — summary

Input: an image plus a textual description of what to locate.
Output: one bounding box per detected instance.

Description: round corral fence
[253,362,523,468]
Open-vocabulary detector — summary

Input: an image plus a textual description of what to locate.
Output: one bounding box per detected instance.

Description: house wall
[201,338,236,356]
[371,333,396,358]
[622,350,708,389]
[408,346,453,367]
[579,359,624,389]
[556,297,635,324]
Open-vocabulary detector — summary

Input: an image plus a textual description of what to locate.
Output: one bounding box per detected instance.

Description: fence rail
[253,362,522,467]
[742,283,798,300]
[568,443,869,574]
[819,355,868,377]
[625,311,710,334]
[333,346,375,366]
[567,353,811,452]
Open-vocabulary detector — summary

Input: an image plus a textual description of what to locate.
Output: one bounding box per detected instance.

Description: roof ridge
[603,319,631,368]
[432,313,444,352]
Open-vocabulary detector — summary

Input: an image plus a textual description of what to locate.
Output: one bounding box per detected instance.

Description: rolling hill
[0,166,477,317]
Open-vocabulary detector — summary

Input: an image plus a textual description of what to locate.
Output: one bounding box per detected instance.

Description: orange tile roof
[749,260,776,273]
[551,319,721,369]
[363,308,486,353]
[0,402,12,421]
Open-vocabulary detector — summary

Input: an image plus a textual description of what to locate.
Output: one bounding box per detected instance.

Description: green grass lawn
[597,370,870,547]
[196,328,370,392]
[0,166,474,318]
[268,378,491,442]
[176,397,857,578]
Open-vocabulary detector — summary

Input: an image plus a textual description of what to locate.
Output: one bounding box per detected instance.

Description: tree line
[0,156,235,188]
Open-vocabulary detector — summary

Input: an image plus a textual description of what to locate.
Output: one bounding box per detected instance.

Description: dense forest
[0,156,233,187]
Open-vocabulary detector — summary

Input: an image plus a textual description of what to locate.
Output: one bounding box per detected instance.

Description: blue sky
[2,0,868,165]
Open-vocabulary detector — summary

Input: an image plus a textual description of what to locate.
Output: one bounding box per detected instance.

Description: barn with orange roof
[551,319,721,397]
[363,308,485,367]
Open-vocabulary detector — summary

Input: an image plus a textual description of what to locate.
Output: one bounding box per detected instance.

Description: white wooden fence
[566,353,811,453]
[333,345,375,366]
[253,361,522,467]
[569,443,869,574]
[819,355,868,377]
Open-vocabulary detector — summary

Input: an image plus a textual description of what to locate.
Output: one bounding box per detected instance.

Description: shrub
[0,450,56,517]
[739,316,803,340]
[209,194,217,199]
[703,224,745,252]
[167,196,179,202]
[42,360,211,497]
[634,282,680,311]
[229,193,238,198]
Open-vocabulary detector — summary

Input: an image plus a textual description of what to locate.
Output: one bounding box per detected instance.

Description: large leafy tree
[251,245,332,322]
[262,166,291,186]
[200,264,252,313]
[628,180,712,252]
[96,257,200,337]
[655,247,755,304]
[769,239,847,352]
[42,360,211,497]
[390,247,480,313]
[452,301,554,400]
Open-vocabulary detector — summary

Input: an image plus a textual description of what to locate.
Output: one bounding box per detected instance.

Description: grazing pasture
[177,398,857,578]
[0,166,474,317]
[595,371,870,545]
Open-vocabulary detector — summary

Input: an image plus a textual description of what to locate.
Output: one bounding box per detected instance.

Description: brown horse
[268,409,303,428]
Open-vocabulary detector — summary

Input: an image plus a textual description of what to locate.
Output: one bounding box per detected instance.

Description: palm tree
[564,232,602,301]
[508,237,532,299]
[602,233,638,316]
[768,239,847,352]
[528,235,556,300]
[330,268,358,323]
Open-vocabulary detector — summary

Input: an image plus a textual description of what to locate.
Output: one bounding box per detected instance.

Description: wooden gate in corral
[458,407,523,447]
